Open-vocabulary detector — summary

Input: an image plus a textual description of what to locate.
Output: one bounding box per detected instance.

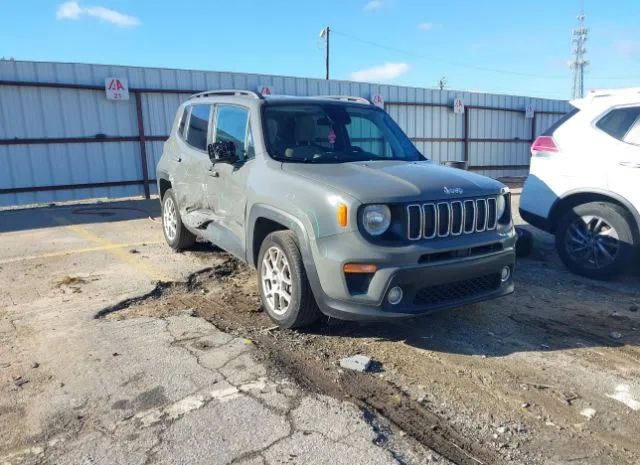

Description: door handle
[619,161,640,168]
[209,170,219,177]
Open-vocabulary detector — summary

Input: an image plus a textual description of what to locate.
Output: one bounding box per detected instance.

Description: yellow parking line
[50,215,171,282]
[0,241,164,265]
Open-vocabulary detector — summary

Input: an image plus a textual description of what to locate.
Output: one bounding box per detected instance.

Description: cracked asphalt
[0,200,439,465]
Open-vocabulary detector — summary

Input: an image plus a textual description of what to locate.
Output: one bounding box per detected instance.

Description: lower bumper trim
[312,251,515,321]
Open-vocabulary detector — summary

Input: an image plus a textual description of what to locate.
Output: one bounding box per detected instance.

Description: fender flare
[156,169,171,197]
[247,204,326,303]
[247,204,314,267]
[550,188,640,235]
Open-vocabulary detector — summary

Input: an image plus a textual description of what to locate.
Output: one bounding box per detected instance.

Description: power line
[332,29,639,81]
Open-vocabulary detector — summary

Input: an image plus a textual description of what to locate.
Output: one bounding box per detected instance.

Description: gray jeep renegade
[157,90,516,328]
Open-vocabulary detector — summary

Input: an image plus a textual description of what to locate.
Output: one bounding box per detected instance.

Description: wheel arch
[157,170,172,201]
[247,205,312,268]
[549,189,640,241]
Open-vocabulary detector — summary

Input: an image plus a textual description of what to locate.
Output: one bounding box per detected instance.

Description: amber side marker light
[337,203,348,227]
[343,263,377,274]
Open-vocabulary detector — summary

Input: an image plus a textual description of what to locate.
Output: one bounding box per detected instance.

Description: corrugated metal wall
[0,60,571,207]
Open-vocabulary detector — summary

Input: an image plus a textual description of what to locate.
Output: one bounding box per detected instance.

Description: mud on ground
[101,241,640,465]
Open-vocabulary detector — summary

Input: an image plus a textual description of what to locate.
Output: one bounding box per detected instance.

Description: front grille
[406,197,498,240]
[413,273,502,306]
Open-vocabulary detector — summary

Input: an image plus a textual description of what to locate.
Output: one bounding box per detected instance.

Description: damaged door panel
[179,103,216,229]
[206,105,253,258]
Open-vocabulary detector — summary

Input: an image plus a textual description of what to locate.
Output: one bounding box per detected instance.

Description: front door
[595,105,640,208]
[207,104,254,259]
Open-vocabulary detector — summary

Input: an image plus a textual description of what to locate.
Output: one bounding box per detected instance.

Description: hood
[282,160,504,203]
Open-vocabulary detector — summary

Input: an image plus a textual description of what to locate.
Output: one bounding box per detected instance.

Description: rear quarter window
[178,107,189,137]
[596,106,640,141]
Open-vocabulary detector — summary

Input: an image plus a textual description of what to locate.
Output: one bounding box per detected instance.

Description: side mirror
[208,140,237,163]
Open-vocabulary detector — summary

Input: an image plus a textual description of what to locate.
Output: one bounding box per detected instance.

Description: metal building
[0,60,571,207]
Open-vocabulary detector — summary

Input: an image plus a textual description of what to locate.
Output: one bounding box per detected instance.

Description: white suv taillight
[531,136,559,156]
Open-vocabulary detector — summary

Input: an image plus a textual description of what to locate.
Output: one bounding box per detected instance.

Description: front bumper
[304,228,516,321]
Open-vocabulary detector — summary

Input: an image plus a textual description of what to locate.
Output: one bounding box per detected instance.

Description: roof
[571,87,640,109]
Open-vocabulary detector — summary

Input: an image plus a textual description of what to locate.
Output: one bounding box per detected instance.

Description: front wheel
[257,231,320,329]
[555,202,637,279]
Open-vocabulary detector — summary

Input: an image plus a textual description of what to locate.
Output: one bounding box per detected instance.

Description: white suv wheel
[556,202,637,279]
[565,215,620,270]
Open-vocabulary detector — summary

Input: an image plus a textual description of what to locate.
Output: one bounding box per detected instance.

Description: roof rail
[320,95,372,105]
[189,89,264,100]
[586,87,640,100]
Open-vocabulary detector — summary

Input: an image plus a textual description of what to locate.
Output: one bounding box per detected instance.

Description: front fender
[247,204,329,306]
[247,204,313,268]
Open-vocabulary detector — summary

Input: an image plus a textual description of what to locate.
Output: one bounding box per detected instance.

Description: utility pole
[320,26,330,80]
[570,11,588,99]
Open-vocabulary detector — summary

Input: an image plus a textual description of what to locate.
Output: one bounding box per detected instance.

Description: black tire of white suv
[162,189,196,251]
[257,231,321,329]
[555,201,637,279]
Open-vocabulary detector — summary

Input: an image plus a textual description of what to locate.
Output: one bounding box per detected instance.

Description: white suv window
[623,116,640,146]
[596,106,640,142]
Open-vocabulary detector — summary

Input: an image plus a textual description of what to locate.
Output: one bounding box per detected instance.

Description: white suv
[520,88,640,279]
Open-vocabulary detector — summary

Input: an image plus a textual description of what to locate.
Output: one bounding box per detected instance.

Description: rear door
[208,104,254,259]
[170,106,193,210]
[594,105,640,207]
[179,103,214,217]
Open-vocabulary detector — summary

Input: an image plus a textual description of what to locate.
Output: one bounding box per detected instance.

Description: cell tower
[570,11,588,99]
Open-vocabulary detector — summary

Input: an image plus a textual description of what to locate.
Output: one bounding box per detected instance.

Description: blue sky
[2,0,639,99]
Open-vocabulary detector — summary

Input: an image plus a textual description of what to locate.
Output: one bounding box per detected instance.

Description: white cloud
[613,39,640,58]
[56,1,140,27]
[349,62,410,83]
[363,0,383,12]
[418,22,433,31]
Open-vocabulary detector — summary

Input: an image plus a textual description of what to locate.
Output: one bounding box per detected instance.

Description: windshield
[262,103,423,163]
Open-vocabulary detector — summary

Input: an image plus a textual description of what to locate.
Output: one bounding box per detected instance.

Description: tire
[161,189,196,251]
[555,201,637,279]
[515,227,534,258]
[257,231,321,329]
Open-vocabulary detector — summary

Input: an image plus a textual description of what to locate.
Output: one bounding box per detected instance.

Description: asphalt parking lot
[1,193,639,465]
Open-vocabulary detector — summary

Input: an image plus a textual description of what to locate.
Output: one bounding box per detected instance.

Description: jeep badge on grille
[443,187,464,195]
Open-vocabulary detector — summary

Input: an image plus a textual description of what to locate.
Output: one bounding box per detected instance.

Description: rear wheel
[162,189,196,251]
[555,202,637,279]
[257,231,320,329]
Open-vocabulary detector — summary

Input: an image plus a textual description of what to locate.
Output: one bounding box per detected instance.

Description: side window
[596,107,640,142]
[178,106,190,138]
[623,116,640,146]
[185,104,211,151]
[215,106,249,160]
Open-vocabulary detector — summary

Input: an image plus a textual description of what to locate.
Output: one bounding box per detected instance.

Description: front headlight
[362,204,391,236]
[496,194,506,219]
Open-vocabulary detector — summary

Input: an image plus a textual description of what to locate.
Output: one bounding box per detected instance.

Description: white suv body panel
[521,89,640,226]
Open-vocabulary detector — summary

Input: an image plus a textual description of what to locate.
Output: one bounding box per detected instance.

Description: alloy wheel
[163,196,178,242]
[261,246,293,315]
[565,215,619,270]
